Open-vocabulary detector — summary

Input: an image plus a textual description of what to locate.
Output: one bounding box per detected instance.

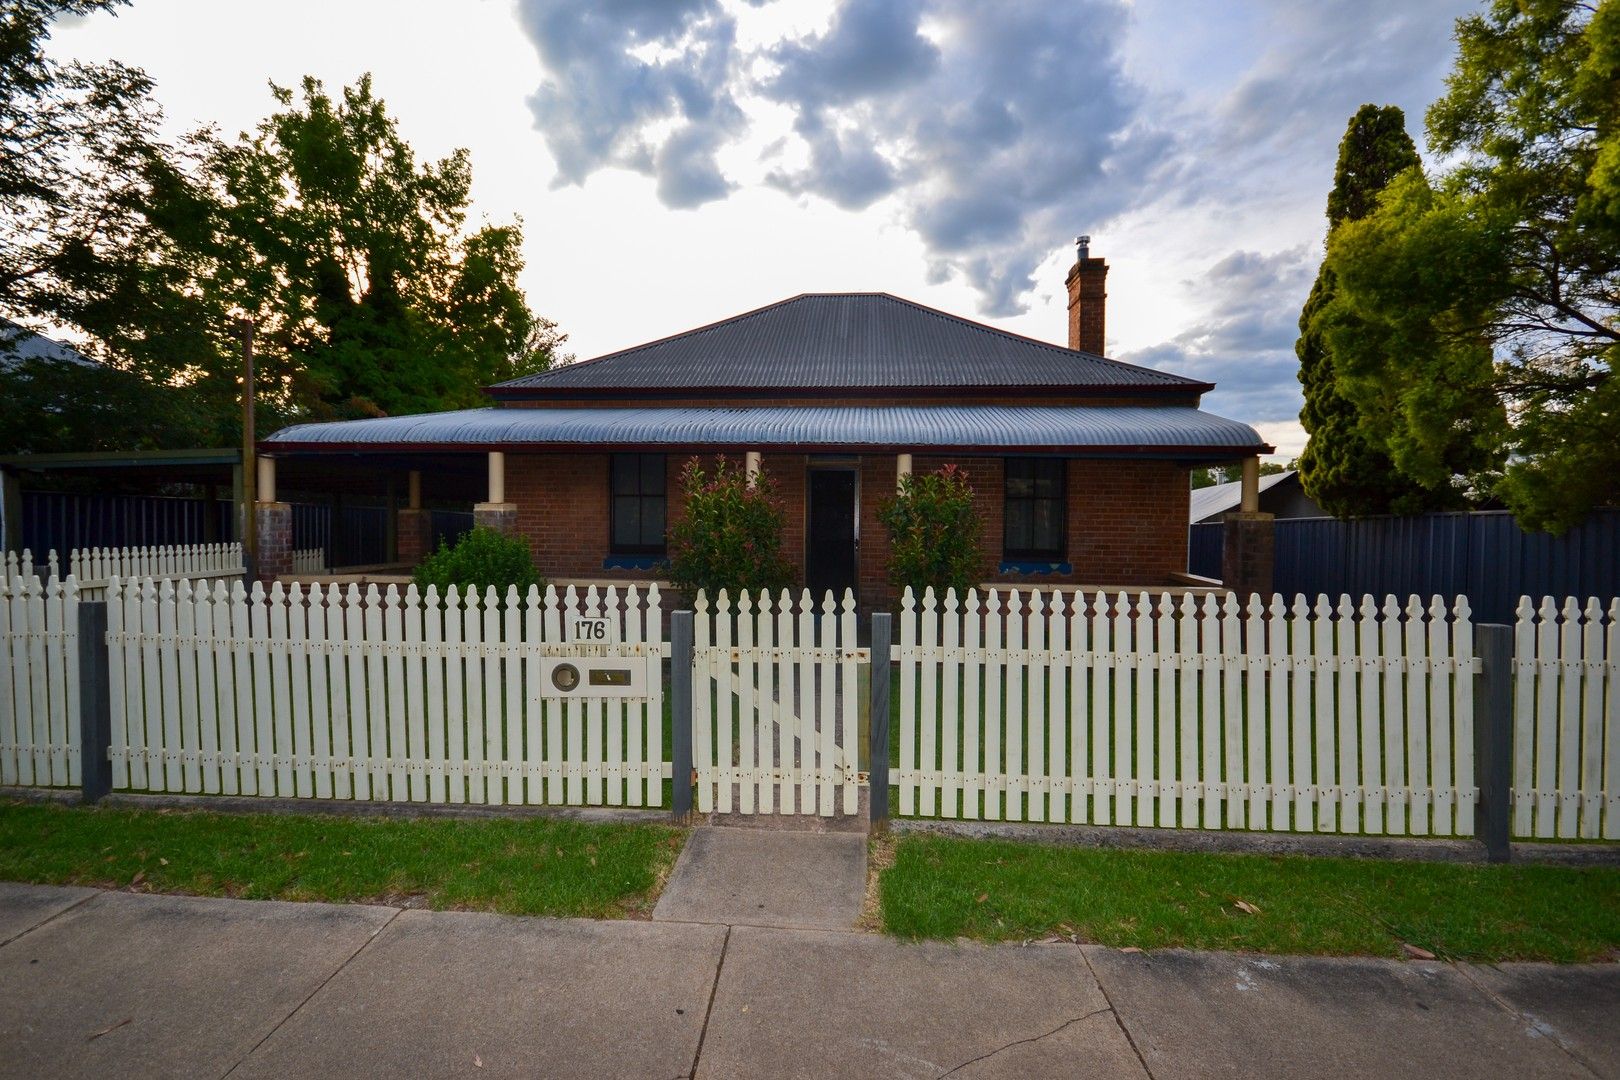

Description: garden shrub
[668,456,795,602]
[412,526,542,598]
[879,464,984,598]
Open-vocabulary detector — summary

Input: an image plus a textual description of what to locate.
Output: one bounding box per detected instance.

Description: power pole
[240,318,257,581]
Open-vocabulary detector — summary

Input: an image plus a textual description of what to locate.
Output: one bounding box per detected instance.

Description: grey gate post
[1474,623,1513,863]
[868,611,892,830]
[77,600,113,804]
[670,610,694,822]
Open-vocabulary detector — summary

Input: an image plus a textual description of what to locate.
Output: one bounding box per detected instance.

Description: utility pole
[240,318,257,581]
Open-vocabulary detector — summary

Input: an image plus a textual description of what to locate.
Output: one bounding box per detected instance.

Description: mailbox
[541,657,644,697]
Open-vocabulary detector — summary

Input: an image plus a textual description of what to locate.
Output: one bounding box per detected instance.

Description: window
[610,454,666,554]
[1003,458,1066,560]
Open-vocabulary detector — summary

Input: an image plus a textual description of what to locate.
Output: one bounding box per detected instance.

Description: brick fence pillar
[255,502,294,583]
[473,502,517,535]
[1220,510,1274,598]
[397,507,434,565]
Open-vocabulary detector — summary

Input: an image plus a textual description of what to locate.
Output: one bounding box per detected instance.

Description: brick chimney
[1065,235,1108,355]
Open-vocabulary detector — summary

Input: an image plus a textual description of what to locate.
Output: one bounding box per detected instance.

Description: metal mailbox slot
[541,657,645,697]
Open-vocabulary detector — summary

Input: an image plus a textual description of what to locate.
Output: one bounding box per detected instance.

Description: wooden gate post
[77,600,112,804]
[670,610,694,822]
[1474,623,1513,862]
[868,611,892,830]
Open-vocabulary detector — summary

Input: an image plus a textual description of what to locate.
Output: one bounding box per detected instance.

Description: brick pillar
[1221,511,1274,598]
[397,507,434,564]
[474,502,517,534]
[255,502,294,583]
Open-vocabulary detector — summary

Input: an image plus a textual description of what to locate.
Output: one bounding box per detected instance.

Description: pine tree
[1295,105,1436,516]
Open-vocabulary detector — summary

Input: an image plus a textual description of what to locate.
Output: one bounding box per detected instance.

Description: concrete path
[0,881,1614,1079]
[653,826,867,930]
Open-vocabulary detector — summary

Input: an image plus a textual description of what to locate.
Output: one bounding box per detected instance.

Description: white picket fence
[897,588,1485,837]
[102,578,666,806]
[693,589,863,817]
[0,575,81,787]
[5,543,325,594]
[1513,597,1620,839]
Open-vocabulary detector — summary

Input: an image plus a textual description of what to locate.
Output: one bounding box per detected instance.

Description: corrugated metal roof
[265,404,1268,454]
[491,293,1206,394]
[1189,470,1296,522]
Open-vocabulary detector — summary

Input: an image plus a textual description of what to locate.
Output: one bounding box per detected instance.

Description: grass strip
[879,833,1620,963]
[0,800,685,919]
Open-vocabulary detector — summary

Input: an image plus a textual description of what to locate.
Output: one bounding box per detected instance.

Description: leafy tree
[668,457,795,603]
[176,75,568,428]
[879,465,984,597]
[3,44,569,450]
[1325,0,1618,532]
[1294,105,1459,516]
[0,1,170,335]
[0,354,210,453]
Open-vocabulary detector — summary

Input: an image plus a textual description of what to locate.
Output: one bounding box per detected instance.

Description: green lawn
[0,800,685,919]
[880,833,1620,963]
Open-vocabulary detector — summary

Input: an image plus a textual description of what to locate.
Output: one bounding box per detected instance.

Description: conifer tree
[1295,105,1436,516]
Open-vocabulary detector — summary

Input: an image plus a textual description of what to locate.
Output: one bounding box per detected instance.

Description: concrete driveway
[0,881,1614,1079]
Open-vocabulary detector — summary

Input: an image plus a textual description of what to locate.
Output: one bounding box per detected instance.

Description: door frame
[804,458,860,597]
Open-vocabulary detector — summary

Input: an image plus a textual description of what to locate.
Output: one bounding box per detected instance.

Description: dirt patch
[857,830,896,932]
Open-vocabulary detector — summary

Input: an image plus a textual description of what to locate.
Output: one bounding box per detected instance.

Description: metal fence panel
[1192,509,1620,624]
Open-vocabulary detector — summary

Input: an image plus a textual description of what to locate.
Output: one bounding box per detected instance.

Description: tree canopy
[1318,0,1617,532]
[1,4,567,453]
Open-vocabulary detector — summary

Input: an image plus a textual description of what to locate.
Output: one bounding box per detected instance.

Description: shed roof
[490,293,1208,397]
[264,404,1268,457]
[1189,470,1296,523]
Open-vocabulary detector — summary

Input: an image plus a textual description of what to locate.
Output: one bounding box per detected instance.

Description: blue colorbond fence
[1188,508,1620,624]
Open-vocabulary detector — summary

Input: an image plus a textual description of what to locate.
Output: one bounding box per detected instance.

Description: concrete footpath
[0,880,1615,1080]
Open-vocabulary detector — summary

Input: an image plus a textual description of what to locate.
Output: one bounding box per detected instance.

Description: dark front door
[806,469,857,599]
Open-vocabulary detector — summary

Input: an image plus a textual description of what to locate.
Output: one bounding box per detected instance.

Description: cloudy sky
[50,0,1477,458]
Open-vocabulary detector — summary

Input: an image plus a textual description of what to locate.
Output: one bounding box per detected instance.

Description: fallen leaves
[1229,898,1261,916]
[1401,943,1437,961]
[975,892,989,904]
[473,1052,484,1068]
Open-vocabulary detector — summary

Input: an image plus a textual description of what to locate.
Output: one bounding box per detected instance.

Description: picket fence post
[1474,623,1513,862]
[670,609,694,822]
[868,611,892,830]
[77,599,112,804]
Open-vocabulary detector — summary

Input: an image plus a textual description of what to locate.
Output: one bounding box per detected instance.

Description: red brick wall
[500,451,1189,607]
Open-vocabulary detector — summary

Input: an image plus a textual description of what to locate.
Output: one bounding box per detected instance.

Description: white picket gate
[1512,597,1620,840]
[0,575,80,787]
[897,587,1484,837]
[692,589,863,817]
[102,578,666,807]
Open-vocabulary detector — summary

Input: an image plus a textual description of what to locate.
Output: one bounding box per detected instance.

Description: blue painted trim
[998,560,1072,576]
[602,554,667,571]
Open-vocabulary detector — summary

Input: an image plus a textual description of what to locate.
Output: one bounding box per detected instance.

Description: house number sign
[568,616,619,644]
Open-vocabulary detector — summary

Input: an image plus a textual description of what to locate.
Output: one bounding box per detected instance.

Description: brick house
[259,244,1274,605]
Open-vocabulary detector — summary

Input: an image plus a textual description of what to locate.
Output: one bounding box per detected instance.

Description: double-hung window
[1003,458,1066,561]
[610,454,666,554]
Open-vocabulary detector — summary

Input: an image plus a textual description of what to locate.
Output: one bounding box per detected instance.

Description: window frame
[1002,457,1068,561]
[608,453,668,556]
